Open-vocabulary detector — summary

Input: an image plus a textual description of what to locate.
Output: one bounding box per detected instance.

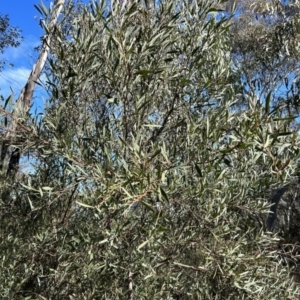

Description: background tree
[0,14,22,70]
[222,0,300,122]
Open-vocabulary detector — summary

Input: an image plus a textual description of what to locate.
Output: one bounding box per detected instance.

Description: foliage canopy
[1,0,300,299]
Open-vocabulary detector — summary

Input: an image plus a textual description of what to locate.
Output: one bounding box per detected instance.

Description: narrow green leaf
[140,201,155,213]
[160,187,169,203]
[135,70,152,75]
[265,92,271,114]
[149,149,161,162]
[76,201,94,208]
[137,240,149,250]
[195,164,203,177]
[3,94,13,110]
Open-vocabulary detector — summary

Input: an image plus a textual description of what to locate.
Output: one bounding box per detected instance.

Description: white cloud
[0,67,47,113]
[0,36,41,68]
[0,67,31,99]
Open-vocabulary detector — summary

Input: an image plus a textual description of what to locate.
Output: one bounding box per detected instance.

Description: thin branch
[173,261,208,272]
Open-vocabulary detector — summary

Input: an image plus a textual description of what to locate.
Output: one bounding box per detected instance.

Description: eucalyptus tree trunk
[0,0,65,178]
[266,185,290,231]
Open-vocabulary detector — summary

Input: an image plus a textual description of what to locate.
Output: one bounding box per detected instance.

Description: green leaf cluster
[1,0,300,298]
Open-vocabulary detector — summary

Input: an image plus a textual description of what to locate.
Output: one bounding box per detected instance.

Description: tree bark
[266,184,290,231]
